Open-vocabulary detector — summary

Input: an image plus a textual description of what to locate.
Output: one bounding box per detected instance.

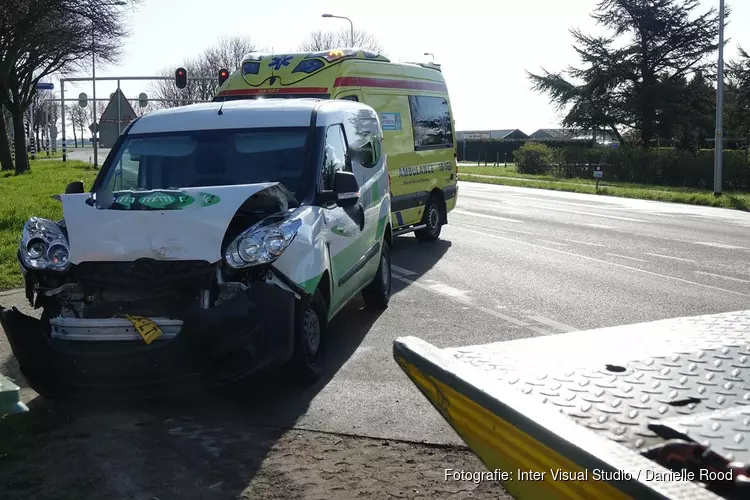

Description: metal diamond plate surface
[444,310,750,454]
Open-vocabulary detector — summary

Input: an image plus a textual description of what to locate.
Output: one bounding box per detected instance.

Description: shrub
[458,138,592,163]
[550,146,749,189]
[513,142,554,174]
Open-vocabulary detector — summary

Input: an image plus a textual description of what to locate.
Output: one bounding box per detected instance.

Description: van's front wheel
[415,196,442,242]
[289,289,328,385]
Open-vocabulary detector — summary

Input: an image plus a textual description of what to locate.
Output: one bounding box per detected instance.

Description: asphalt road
[3,180,750,449]
[63,146,111,164]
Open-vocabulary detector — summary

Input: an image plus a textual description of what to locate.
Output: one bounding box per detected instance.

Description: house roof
[456,129,528,139]
[530,129,576,140]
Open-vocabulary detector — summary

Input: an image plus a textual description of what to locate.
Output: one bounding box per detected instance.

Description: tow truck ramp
[394,310,750,499]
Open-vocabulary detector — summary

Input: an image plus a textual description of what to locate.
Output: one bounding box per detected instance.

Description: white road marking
[695,271,750,284]
[452,224,750,298]
[451,220,536,236]
[392,275,547,332]
[527,326,556,336]
[564,239,606,247]
[604,253,647,262]
[526,316,578,333]
[426,282,469,299]
[645,253,696,263]
[537,239,567,246]
[391,265,417,276]
[585,223,616,229]
[695,241,746,250]
[528,206,651,223]
[453,209,524,223]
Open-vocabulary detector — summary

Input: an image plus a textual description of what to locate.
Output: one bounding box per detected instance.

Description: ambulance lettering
[397,162,452,177]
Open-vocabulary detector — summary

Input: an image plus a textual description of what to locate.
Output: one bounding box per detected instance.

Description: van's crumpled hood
[59,183,296,264]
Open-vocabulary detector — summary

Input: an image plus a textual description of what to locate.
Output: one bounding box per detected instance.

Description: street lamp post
[714,0,725,196]
[322,14,354,47]
[92,27,98,168]
[424,52,435,61]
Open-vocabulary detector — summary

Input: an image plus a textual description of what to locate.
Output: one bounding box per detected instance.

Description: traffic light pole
[59,75,218,162]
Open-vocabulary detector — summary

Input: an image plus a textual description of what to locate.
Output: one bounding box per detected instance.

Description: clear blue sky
[55,0,749,137]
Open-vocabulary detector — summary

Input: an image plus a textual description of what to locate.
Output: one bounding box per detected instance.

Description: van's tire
[362,240,391,310]
[289,289,328,385]
[415,196,442,242]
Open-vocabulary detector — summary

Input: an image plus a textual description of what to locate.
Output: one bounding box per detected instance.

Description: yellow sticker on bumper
[125,314,163,344]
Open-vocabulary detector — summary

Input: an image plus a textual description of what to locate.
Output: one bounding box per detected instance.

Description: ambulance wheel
[415,196,442,242]
[362,239,391,310]
[289,289,328,385]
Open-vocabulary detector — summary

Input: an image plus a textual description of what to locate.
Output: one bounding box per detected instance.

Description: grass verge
[0,160,99,290]
[459,173,750,211]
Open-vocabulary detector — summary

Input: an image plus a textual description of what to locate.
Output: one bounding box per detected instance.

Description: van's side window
[407,96,453,150]
[322,125,348,190]
[338,95,359,102]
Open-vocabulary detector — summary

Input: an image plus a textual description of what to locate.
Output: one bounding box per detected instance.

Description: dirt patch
[1,402,511,500]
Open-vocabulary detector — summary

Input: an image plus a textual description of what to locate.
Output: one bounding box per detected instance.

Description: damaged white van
[0,98,392,399]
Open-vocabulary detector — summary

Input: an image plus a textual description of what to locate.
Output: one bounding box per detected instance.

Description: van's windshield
[98,127,311,197]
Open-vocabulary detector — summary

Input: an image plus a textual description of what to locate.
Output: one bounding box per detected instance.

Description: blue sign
[594,170,603,178]
[380,112,402,131]
[36,82,54,90]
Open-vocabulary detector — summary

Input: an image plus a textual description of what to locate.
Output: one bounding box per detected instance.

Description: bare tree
[148,35,258,109]
[0,0,140,173]
[68,105,89,148]
[298,28,384,53]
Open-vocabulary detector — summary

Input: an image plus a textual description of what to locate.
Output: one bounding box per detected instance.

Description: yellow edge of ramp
[393,336,721,500]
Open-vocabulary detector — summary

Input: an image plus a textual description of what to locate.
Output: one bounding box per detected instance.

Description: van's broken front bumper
[0,283,295,400]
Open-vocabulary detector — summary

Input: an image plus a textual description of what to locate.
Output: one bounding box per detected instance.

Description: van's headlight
[225,219,302,269]
[19,217,72,272]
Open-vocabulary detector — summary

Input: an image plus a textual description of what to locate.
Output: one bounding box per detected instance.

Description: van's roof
[128,98,373,134]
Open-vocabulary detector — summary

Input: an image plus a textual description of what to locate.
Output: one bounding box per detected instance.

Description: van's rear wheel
[362,240,391,309]
[415,196,442,242]
[289,289,328,385]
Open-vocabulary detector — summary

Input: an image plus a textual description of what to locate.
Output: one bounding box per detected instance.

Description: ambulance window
[338,95,359,102]
[322,124,348,190]
[408,96,453,150]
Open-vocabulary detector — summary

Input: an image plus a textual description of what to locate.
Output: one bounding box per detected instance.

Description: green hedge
[458,138,593,162]
[519,143,750,189]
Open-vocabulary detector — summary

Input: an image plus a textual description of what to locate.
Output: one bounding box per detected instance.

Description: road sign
[594,170,603,178]
[98,89,137,147]
[36,82,54,90]
[89,123,100,133]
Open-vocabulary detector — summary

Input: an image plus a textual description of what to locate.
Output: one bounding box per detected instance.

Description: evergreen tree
[528,0,727,148]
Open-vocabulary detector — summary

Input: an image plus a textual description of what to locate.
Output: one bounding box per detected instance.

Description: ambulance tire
[362,239,391,310]
[289,289,328,386]
[415,196,442,242]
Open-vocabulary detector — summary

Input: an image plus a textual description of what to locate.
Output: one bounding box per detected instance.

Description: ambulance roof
[127,98,373,134]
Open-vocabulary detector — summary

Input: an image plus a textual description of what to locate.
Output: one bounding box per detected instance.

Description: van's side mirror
[65,181,84,194]
[333,171,360,207]
[315,171,360,207]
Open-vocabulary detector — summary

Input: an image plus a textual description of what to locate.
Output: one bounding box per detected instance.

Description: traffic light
[175,67,187,89]
[218,68,229,87]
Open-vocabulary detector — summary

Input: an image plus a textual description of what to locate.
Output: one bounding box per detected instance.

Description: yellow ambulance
[212,48,458,242]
